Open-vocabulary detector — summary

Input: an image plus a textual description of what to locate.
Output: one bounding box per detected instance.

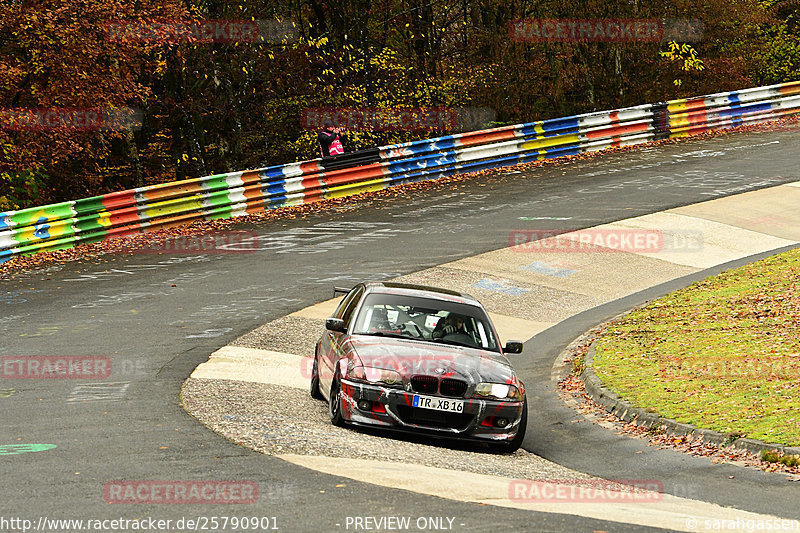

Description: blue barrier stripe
[384,134,588,175]
[260,167,291,180]
[2,82,798,260]
[519,121,580,137]
[540,117,582,134]
[266,194,291,207]
[386,154,458,174]
[716,101,773,117]
[383,133,461,154]
[429,138,460,152]
[265,182,289,196]
[387,142,583,184]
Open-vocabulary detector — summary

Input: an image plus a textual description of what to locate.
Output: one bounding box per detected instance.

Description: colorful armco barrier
[2,81,799,263]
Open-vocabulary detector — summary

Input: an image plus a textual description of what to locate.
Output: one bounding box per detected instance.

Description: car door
[319,285,364,393]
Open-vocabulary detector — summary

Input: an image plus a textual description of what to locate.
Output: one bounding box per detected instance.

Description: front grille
[395,405,474,430]
[440,378,467,397]
[410,375,438,394]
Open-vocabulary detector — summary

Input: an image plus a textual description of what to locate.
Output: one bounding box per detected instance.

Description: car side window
[341,287,364,327]
[334,287,360,319]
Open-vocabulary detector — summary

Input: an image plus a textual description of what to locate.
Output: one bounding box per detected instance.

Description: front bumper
[339,378,525,443]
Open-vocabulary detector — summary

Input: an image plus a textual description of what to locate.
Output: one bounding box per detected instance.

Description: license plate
[412,394,464,413]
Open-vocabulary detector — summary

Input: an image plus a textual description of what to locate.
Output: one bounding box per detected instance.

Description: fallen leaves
[558,312,800,477]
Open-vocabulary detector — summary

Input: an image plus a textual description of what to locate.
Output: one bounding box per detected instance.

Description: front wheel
[492,399,527,453]
[328,376,345,427]
[310,352,324,401]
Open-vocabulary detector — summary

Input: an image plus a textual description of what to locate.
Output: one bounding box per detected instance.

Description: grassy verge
[593,247,800,446]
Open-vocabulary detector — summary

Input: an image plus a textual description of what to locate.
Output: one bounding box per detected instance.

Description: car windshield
[352,292,500,352]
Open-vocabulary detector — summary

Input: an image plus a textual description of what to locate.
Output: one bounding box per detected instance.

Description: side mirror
[325,318,347,333]
[504,340,523,354]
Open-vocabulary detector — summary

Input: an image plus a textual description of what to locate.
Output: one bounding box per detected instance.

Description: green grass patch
[762,449,800,467]
[593,247,800,446]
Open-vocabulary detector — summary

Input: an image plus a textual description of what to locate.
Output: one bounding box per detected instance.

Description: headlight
[348,365,403,387]
[474,382,522,401]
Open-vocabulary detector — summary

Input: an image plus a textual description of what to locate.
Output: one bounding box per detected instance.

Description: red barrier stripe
[240,170,262,185]
[585,121,648,140]
[101,191,137,211]
[242,183,265,214]
[300,175,326,196]
[109,208,141,227]
[299,161,322,174]
[778,83,800,95]
[244,198,266,214]
[682,108,709,125]
[321,164,385,187]
[458,129,517,147]
[145,211,206,230]
[681,98,708,111]
[102,222,146,240]
[140,181,203,201]
[678,124,711,135]
[300,188,326,203]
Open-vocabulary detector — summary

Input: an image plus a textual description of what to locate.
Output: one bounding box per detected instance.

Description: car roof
[362,281,480,306]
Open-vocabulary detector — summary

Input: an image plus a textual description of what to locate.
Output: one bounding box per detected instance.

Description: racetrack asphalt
[1,126,798,532]
[184,182,800,531]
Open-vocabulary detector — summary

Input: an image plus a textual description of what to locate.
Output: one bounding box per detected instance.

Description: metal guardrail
[1,81,799,262]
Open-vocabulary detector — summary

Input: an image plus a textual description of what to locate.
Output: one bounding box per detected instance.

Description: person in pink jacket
[318,123,345,157]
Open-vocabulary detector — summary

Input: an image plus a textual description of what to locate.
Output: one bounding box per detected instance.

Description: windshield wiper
[431,338,475,349]
[361,331,412,340]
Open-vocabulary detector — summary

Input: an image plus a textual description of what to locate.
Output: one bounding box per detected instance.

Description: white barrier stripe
[1,83,798,259]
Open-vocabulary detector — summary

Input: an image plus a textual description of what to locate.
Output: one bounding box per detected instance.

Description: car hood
[347,334,516,385]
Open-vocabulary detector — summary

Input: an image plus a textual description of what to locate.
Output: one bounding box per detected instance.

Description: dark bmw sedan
[310,282,527,452]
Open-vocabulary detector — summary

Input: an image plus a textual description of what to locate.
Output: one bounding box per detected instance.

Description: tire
[492,399,527,453]
[310,352,324,401]
[328,375,345,427]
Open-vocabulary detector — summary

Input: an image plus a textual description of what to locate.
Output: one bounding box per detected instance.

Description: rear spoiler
[333,286,351,297]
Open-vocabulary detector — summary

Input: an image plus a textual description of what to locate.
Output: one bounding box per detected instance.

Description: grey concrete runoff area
[1,126,799,532]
